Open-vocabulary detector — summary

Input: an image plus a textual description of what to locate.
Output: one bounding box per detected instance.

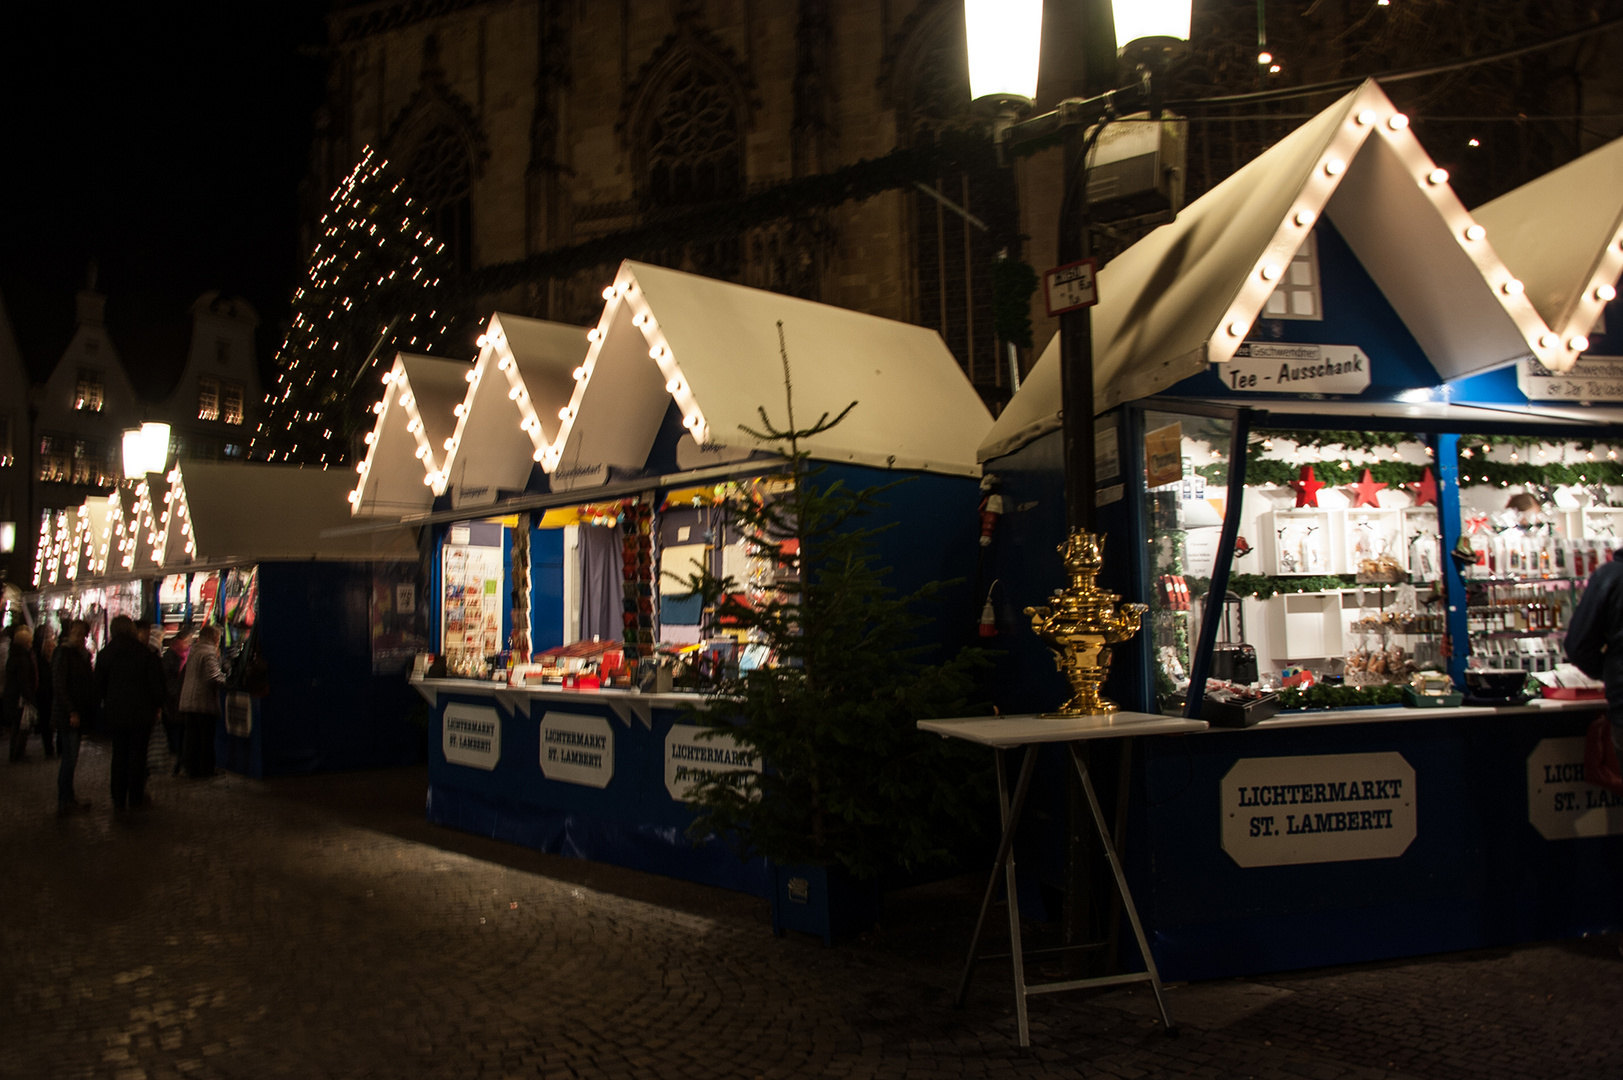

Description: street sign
[1044,258,1098,316]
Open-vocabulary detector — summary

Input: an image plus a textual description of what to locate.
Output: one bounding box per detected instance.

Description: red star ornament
[1408,467,1439,506]
[1290,464,1326,507]
[1351,468,1387,508]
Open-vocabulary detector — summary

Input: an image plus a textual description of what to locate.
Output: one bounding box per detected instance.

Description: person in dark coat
[53,620,95,817]
[160,623,194,774]
[96,616,166,812]
[1566,549,1623,756]
[5,626,37,761]
[33,622,57,758]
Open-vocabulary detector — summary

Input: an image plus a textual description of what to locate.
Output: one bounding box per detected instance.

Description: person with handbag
[5,625,37,762]
[53,620,95,817]
[178,624,226,778]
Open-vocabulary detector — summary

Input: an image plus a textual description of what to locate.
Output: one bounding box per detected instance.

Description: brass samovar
[1025,529,1148,716]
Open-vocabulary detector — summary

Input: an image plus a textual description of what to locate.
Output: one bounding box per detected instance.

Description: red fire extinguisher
[979,474,1003,547]
[979,581,999,638]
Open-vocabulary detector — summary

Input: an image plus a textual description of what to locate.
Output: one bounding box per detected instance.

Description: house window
[37,434,69,483]
[198,376,220,421]
[74,370,104,412]
[222,381,244,425]
[224,442,244,459]
[407,122,475,275]
[216,340,231,365]
[1262,231,1324,321]
[641,60,744,280]
[71,438,106,486]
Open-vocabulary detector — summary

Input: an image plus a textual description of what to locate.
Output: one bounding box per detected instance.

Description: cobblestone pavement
[3,739,1620,1080]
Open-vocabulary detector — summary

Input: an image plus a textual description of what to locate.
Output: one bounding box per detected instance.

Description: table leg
[1068,743,1176,1036]
[953,745,1038,1029]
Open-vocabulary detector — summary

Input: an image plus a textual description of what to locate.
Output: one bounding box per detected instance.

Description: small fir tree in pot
[674,324,993,890]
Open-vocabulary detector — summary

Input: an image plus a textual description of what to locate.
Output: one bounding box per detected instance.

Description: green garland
[1223,459,1425,489]
[1194,573,1358,601]
[1278,684,1405,710]
[1461,460,1623,487]
[1254,429,1409,453]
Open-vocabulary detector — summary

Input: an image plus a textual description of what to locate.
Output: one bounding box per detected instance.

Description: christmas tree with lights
[251,148,475,465]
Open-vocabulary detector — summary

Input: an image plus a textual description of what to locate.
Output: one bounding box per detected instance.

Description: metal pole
[1058,125,1098,534]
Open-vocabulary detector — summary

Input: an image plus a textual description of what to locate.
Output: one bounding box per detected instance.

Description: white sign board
[1221,752,1416,867]
[443,703,502,770]
[1217,343,1371,395]
[1517,355,1623,403]
[1526,737,1623,840]
[539,711,615,788]
[550,463,609,491]
[1043,259,1098,316]
[675,435,757,471]
[664,724,760,802]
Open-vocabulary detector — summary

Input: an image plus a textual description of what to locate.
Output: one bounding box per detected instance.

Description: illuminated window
[70,438,106,485]
[0,418,12,468]
[74,370,104,412]
[198,376,220,421]
[37,435,69,483]
[222,381,244,425]
[224,442,244,459]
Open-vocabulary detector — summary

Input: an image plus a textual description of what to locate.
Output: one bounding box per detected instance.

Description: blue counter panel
[1131,711,1623,982]
[426,689,770,897]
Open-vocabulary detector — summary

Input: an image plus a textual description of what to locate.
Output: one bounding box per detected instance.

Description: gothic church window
[641,61,744,280]
[407,122,475,275]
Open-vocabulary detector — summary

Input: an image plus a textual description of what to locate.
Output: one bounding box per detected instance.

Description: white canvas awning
[352,352,471,516]
[439,312,588,507]
[542,260,993,488]
[1471,135,1623,344]
[980,80,1603,464]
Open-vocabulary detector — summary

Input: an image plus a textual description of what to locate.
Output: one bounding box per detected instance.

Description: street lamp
[964,1,1190,715]
[122,422,171,480]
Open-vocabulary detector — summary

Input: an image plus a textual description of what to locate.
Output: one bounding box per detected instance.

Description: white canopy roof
[980,80,1600,464]
[542,260,993,488]
[352,352,471,516]
[439,312,587,507]
[1471,135,1623,342]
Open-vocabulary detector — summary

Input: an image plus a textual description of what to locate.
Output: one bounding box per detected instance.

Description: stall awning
[439,312,587,507]
[1471,135,1623,343]
[543,260,993,486]
[168,463,418,565]
[979,80,1586,464]
[352,352,472,516]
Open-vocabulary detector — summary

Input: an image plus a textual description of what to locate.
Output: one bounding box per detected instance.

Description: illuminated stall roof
[438,312,587,507]
[979,80,1593,464]
[351,352,470,516]
[167,463,418,566]
[73,495,115,580]
[1470,135,1623,344]
[542,260,994,487]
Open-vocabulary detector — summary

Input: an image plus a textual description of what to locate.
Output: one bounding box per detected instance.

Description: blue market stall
[978,82,1623,979]
[356,278,993,895]
[33,462,425,777]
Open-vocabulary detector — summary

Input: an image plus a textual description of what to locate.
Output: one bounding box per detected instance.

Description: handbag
[1583,714,1623,796]
[19,702,36,732]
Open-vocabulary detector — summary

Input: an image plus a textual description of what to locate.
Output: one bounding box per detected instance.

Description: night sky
[0,2,329,396]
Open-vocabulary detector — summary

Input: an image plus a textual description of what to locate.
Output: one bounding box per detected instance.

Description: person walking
[53,620,95,817]
[34,623,58,758]
[1567,548,1623,757]
[96,616,165,812]
[5,626,38,762]
[178,624,226,778]
[160,623,193,775]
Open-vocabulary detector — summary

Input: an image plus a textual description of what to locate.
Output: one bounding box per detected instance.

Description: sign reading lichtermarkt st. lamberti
[539,711,615,788]
[1526,737,1623,840]
[1221,752,1416,867]
[664,724,760,801]
[443,703,501,770]
[1217,343,1372,395]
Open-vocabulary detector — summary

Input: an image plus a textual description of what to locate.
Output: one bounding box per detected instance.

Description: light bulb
[666,377,683,393]
[650,346,666,361]
[1227,321,1247,338]
[558,406,572,420]
[454,403,466,416]
[573,367,587,381]
[1597,284,1617,302]
[464,370,476,383]
[443,437,456,451]
[1387,114,1409,131]
[1539,332,1559,348]
[508,387,521,400]
[533,448,545,462]
[476,334,489,348]
[601,286,616,300]
[587,328,602,342]
[1261,264,1282,281]
[1356,110,1376,126]
[1324,159,1346,176]
[1294,209,1315,227]
[1427,168,1448,185]
[1464,224,1485,241]
[1502,280,1524,296]
[1569,336,1590,352]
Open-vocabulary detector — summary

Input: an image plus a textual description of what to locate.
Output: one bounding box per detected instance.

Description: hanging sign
[539,711,615,788]
[443,703,502,770]
[1516,355,1623,403]
[1526,737,1623,840]
[675,435,757,471]
[664,724,760,801]
[1145,423,1183,488]
[1221,752,1416,867]
[551,463,609,491]
[1043,258,1098,316]
[1217,343,1371,395]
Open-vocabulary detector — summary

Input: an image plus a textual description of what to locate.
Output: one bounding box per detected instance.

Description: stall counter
[412,676,770,897]
[1205,695,1602,732]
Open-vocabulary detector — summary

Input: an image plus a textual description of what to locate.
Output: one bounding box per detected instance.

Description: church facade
[305,0,1079,408]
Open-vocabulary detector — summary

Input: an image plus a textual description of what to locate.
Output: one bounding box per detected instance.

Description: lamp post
[121,422,171,480]
[965,0,1189,716]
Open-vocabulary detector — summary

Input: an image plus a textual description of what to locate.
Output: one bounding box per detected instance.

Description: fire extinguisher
[979,474,1003,547]
[979,580,999,638]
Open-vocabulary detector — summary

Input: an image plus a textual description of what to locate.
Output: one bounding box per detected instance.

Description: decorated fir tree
[674,323,993,881]
[251,148,476,465]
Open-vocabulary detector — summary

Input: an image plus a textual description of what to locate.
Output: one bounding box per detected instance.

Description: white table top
[918,712,1209,748]
[1232,695,1604,732]
[411,677,701,710]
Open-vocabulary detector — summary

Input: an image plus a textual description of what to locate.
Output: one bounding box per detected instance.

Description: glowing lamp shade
[121,422,170,479]
[964,0,1043,105]
[1113,0,1192,51]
